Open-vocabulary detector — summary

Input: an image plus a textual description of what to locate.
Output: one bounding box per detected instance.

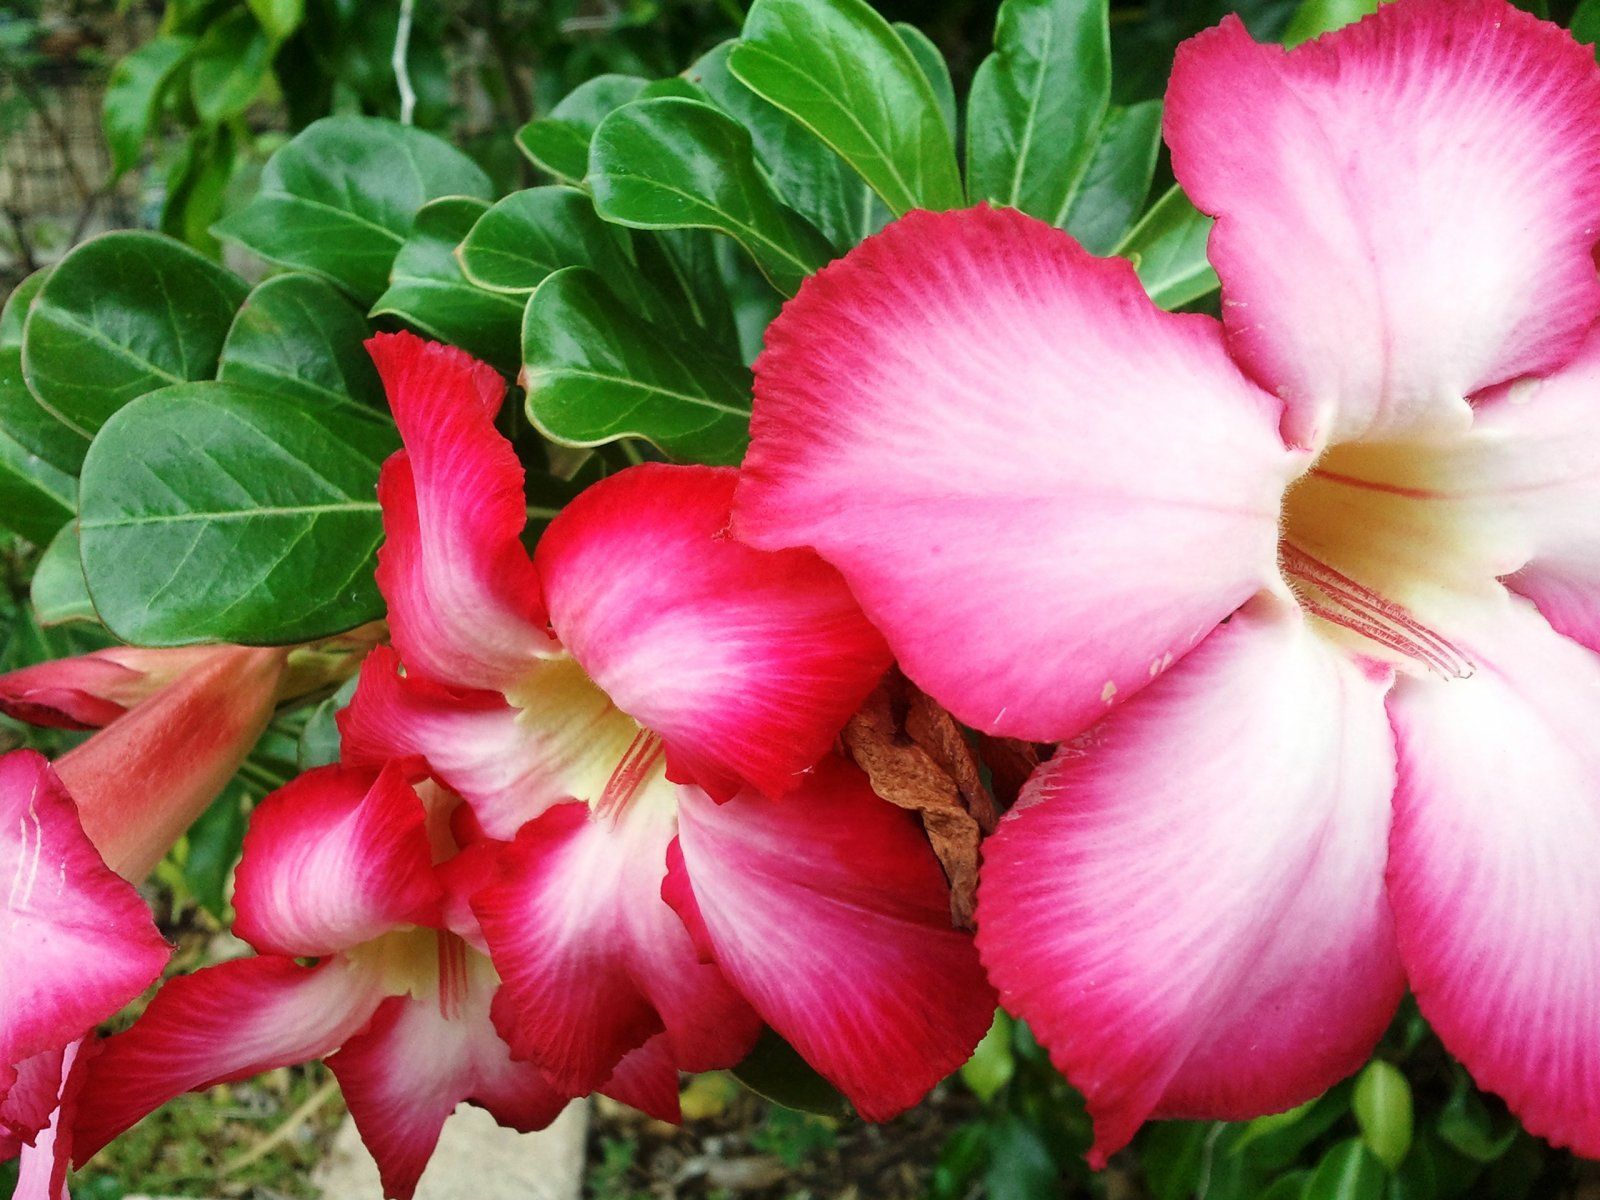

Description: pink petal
[668,757,995,1121]
[598,1034,682,1124]
[10,1040,85,1200]
[1387,596,1600,1156]
[0,646,219,730]
[537,464,891,800]
[471,795,760,1094]
[340,645,629,839]
[1166,0,1600,447]
[3,1046,69,1144]
[232,763,443,959]
[73,954,385,1162]
[368,332,553,693]
[734,205,1292,742]
[55,645,286,881]
[976,601,1404,1165]
[0,751,168,1073]
[326,947,567,1200]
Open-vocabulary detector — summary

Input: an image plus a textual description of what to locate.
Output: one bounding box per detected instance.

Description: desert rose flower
[732,0,1600,1164]
[336,331,995,1118]
[73,763,677,1200]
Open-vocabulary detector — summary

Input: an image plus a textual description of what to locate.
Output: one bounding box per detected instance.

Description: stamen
[594,728,666,821]
[436,932,469,1021]
[1280,542,1474,679]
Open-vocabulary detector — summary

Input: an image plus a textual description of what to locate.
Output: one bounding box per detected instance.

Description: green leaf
[1574,0,1600,47]
[729,0,963,215]
[1354,1061,1413,1171]
[78,382,396,645]
[983,1116,1060,1200]
[589,98,834,296]
[457,187,635,295]
[214,116,493,304]
[521,267,751,465]
[23,231,247,439]
[182,781,249,918]
[371,196,524,375]
[1261,1172,1313,1200]
[247,0,305,40]
[1305,1140,1388,1200]
[959,1011,1015,1102]
[733,1029,848,1116]
[516,74,650,184]
[160,124,237,255]
[894,23,956,137]
[0,414,74,545]
[967,0,1110,220]
[190,9,274,125]
[1435,1081,1517,1164]
[31,523,95,626]
[1115,185,1219,310]
[102,35,195,177]
[0,344,86,478]
[219,273,385,413]
[0,267,48,351]
[1284,0,1380,45]
[692,40,885,253]
[298,675,357,769]
[1061,100,1162,254]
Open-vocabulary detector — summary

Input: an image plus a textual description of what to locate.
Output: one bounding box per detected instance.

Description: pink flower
[72,763,675,1200]
[0,645,288,1197]
[0,752,170,1199]
[733,0,1600,1165]
[336,331,995,1119]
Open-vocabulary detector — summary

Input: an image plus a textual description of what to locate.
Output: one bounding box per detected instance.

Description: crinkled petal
[977,602,1404,1165]
[2,1047,68,1145]
[368,332,553,693]
[1166,0,1600,447]
[10,1040,86,1200]
[668,758,994,1121]
[735,205,1291,743]
[340,645,637,839]
[598,1034,682,1125]
[326,948,567,1200]
[472,792,760,1094]
[232,763,443,959]
[73,955,385,1163]
[1387,595,1600,1156]
[537,464,890,800]
[55,646,285,881]
[0,751,168,1072]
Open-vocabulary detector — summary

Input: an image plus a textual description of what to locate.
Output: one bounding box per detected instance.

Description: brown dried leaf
[840,671,996,928]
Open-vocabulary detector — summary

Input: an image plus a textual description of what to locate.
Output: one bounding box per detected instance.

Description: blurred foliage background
[4,0,1600,1198]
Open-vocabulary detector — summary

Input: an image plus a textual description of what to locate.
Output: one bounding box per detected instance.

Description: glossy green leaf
[298,675,358,770]
[516,74,650,183]
[1354,1061,1413,1171]
[102,35,195,177]
[0,415,74,546]
[79,382,396,645]
[160,124,237,256]
[247,0,306,40]
[968,0,1109,217]
[1284,0,1380,45]
[190,9,274,124]
[1305,1140,1388,1200]
[732,1029,848,1116]
[371,196,524,375]
[1435,1081,1518,1164]
[521,267,750,465]
[23,231,248,438]
[1115,185,1219,310]
[219,273,385,413]
[590,98,833,296]
[959,1012,1015,1102]
[729,0,963,215]
[31,523,96,626]
[1061,100,1162,254]
[1260,1172,1312,1200]
[182,781,249,918]
[983,1116,1059,1200]
[692,40,885,253]
[457,187,634,295]
[0,273,86,477]
[894,23,956,137]
[214,116,493,304]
